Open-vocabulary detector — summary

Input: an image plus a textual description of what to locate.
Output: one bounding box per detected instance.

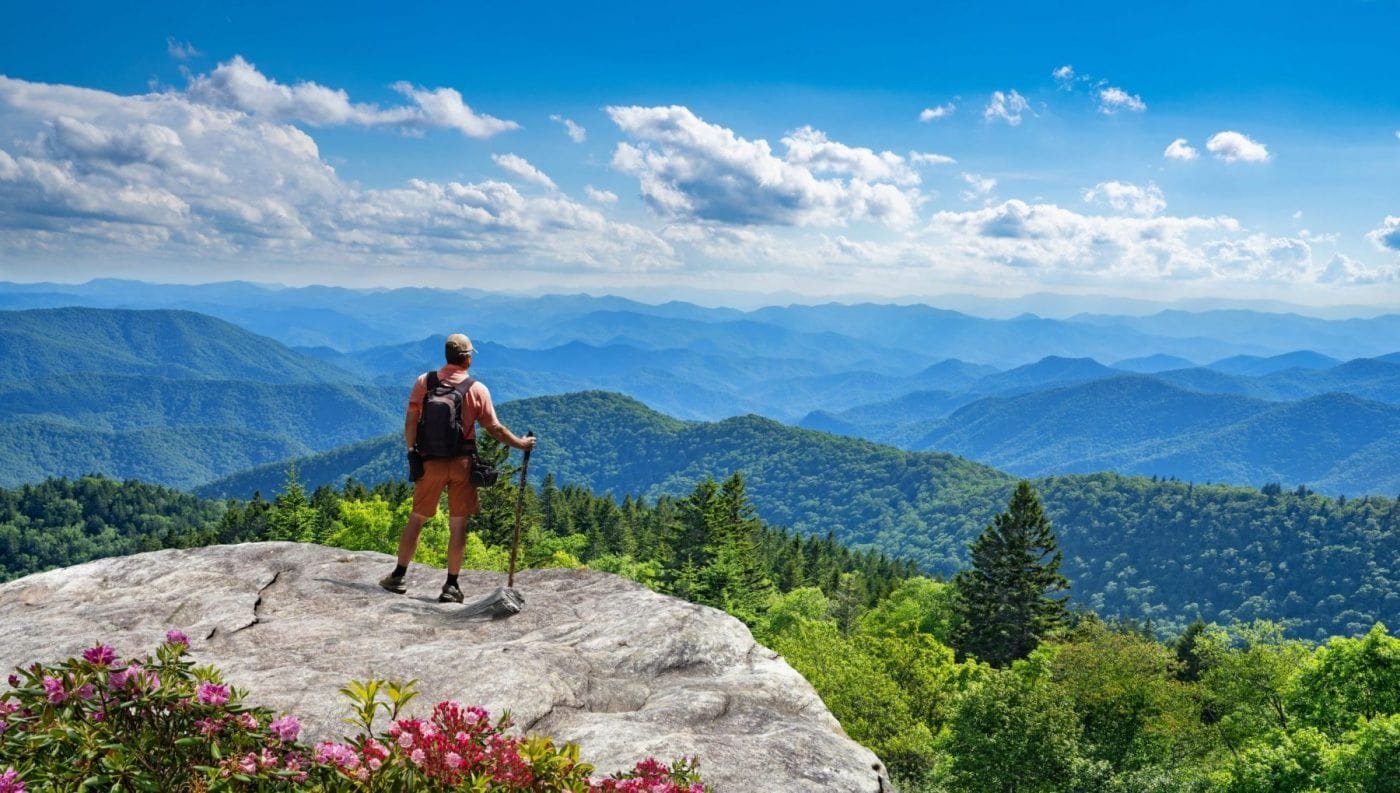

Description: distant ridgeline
[192,391,1400,640]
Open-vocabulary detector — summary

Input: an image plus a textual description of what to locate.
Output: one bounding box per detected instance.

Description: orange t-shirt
[406,364,498,441]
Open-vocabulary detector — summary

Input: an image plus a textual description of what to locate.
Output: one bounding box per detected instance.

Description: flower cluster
[595,757,707,792]
[387,702,541,788]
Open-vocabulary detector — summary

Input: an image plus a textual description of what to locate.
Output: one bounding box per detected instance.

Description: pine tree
[953,480,1069,667]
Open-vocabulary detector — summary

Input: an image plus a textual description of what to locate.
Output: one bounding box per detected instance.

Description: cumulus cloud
[1164,138,1199,161]
[0,74,673,272]
[584,185,618,204]
[1098,86,1146,114]
[909,151,956,166]
[1203,234,1313,280]
[1318,253,1395,284]
[1206,131,1270,163]
[919,103,955,122]
[983,90,1031,125]
[1369,216,1400,252]
[606,105,923,228]
[186,56,518,138]
[1052,65,1075,84]
[550,114,586,142]
[959,172,996,202]
[166,38,201,60]
[925,199,1247,279]
[491,153,557,190]
[1082,181,1165,216]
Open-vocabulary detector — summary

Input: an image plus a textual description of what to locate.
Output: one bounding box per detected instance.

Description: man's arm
[483,422,536,451]
[404,410,419,451]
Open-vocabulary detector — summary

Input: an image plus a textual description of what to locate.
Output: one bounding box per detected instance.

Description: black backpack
[416,372,475,459]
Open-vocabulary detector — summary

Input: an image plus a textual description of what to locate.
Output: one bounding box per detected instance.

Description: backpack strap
[425,370,441,390]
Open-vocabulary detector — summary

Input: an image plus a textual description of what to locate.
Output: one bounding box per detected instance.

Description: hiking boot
[438,582,464,603]
[378,573,407,594]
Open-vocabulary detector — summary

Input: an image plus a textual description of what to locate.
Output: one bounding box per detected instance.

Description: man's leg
[445,515,470,576]
[395,512,430,567]
[438,515,470,603]
[382,466,445,594]
[379,511,428,594]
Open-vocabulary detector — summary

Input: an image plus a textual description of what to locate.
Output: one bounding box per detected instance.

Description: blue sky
[1,0,1397,310]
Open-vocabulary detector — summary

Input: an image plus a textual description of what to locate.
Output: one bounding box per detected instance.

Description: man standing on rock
[379,333,535,603]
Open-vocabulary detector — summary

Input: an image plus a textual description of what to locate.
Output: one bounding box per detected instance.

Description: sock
[392,565,407,578]
[445,574,459,587]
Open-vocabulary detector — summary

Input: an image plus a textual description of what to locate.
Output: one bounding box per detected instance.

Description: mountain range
[2,289,1398,495]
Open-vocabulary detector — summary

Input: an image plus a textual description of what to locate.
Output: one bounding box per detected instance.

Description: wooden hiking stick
[507,432,533,588]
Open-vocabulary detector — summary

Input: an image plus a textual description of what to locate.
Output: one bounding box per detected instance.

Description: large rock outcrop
[0,543,892,791]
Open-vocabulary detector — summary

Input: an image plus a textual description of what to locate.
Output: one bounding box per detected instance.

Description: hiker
[379,333,536,603]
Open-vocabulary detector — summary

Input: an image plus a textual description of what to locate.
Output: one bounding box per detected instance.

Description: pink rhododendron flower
[314,742,360,769]
[0,767,24,793]
[238,754,257,774]
[397,731,414,749]
[410,748,426,765]
[82,644,116,666]
[75,683,95,701]
[165,630,189,647]
[445,751,463,769]
[41,676,65,704]
[237,712,258,730]
[107,667,129,688]
[196,681,229,706]
[269,714,300,743]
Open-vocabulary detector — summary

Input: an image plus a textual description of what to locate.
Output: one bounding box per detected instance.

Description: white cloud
[1203,234,1313,280]
[1083,181,1166,216]
[606,105,923,228]
[919,103,955,122]
[491,153,557,190]
[584,185,618,204]
[1164,138,1199,161]
[1369,215,1400,252]
[959,172,996,202]
[925,199,1254,280]
[185,56,518,139]
[166,38,201,60]
[1052,65,1075,84]
[550,114,586,142]
[1318,253,1396,284]
[782,126,921,186]
[909,151,956,166]
[0,75,674,273]
[1206,130,1270,163]
[1097,86,1146,114]
[983,90,1031,125]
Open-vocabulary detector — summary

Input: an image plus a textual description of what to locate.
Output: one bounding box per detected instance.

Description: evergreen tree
[267,465,318,542]
[953,480,1069,667]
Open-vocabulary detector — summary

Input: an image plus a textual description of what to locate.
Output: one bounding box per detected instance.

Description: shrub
[0,635,706,792]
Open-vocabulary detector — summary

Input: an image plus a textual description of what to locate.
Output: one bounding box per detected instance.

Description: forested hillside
[0,308,402,488]
[200,390,1400,638]
[909,376,1400,495]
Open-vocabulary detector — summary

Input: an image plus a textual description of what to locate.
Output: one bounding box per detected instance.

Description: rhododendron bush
[0,635,706,792]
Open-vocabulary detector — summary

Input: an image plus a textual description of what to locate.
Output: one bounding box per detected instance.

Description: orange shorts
[411,457,479,518]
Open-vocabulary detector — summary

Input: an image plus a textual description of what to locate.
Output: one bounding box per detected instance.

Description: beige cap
[445,333,475,360]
